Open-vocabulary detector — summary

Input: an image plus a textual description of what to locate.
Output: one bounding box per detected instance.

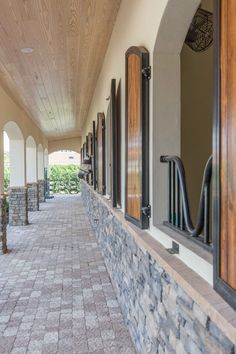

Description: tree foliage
[49,164,80,194]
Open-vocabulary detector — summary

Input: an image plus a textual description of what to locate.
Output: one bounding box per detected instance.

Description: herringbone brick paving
[0,195,135,354]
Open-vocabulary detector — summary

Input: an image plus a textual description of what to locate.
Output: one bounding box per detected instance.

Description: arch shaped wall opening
[152,0,201,225]
[44,148,49,169]
[37,144,44,181]
[4,121,25,187]
[26,136,37,183]
[4,131,10,192]
[49,150,80,166]
[181,0,214,224]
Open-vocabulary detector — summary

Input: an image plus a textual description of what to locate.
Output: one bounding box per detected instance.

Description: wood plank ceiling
[0,0,121,138]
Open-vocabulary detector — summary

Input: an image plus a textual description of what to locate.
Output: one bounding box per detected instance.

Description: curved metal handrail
[160,155,212,237]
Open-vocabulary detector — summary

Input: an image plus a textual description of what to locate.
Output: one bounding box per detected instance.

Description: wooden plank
[125,47,149,229]
[220,0,236,290]
[0,0,121,138]
[97,113,105,194]
[116,80,121,207]
[87,132,93,157]
[106,102,111,197]
[126,54,141,221]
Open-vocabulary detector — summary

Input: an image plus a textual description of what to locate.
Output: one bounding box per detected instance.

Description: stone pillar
[27,183,39,211]
[0,195,7,254]
[38,180,45,202]
[9,187,28,226]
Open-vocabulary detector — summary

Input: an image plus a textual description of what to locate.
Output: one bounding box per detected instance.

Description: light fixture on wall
[185,7,213,52]
[20,47,34,54]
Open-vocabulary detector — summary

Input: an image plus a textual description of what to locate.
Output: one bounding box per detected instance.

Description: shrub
[4,166,10,192]
[49,165,80,194]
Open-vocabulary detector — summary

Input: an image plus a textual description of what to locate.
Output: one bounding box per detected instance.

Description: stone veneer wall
[9,187,28,226]
[0,195,7,254]
[27,183,39,211]
[38,180,45,203]
[82,182,235,354]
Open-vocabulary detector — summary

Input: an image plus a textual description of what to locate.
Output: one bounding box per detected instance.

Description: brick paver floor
[0,195,136,354]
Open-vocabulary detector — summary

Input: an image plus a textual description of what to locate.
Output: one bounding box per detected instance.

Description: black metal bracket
[166,241,179,255]
[142,66,151,80]
[141,204,151,218]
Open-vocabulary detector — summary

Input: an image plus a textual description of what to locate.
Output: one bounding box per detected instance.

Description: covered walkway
[0,196,135,354]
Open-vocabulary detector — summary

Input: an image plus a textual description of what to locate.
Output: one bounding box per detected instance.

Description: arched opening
[26,136,37,183]
[4,132,10,193]
[181,0,214,224]
[44,148,49,169]
[48,150,80,195]
[152,0,200,225]
[4,121,28,226]
[37,144,45,202]
[4,121,25,187]
[26,136,38,211]
[152,0,214,283]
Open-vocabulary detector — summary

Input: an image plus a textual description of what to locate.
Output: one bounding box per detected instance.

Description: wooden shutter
[83,142,86,162]
[214,0,236,309]
[92,121,97,190]
[116,81,121,207]
[87,133,93,157]
[110,79,118,207]
[80,147,83,165]
[106,102,112,197]
[125,46,150,229]
[97,113,106,194]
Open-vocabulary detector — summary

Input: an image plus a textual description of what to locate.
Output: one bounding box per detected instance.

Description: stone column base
[0,195,7,254]
[27,183,39,211]
[9,187,28,226]
[38,180,45,203]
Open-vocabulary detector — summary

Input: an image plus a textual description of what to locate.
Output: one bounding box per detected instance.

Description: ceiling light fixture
[21,47,34,54]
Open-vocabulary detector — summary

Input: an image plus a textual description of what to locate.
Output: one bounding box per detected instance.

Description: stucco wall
[0,84,47,192]
[181,0,214,223]
[82,0,169,210]
[0,85,47,148]
[81,0,201,221]
[48,137,81,154]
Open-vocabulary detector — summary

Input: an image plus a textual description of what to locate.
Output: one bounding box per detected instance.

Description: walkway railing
[160,155,212,246]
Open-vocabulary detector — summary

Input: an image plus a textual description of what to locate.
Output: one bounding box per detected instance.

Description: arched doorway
[4,121,28,226]
[37,144,45,203]
[48,150,80,195]
[26,136,39,211]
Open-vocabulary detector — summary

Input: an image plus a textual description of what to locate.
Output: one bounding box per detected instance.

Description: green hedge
[49,164,80,194]
[4,166,10,192]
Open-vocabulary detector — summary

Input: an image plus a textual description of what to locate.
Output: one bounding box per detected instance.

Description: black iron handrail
[160,155,212,245]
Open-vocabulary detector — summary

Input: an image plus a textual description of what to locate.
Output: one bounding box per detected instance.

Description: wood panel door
[214,0,236,309]
[97,113,106,195]
[125,46,150,229]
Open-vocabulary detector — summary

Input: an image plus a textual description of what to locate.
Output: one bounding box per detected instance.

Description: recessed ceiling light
[21,47,34,54]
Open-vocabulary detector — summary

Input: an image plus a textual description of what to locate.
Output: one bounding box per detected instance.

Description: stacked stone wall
[27,183,39,211]
[82,182,235,354]
[38,180,45,203]
[0,195,7,254]
[9,187,28,226]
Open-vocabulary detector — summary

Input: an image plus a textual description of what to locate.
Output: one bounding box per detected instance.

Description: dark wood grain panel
[97,113,105,194]
[87,132,93,157]
[220,0,236,290]
[116,81,121,207]
[125,46,149,229]
[127,54,141,220]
